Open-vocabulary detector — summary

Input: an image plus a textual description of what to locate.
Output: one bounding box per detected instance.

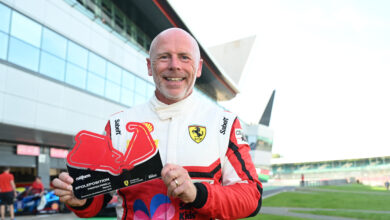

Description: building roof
[208,36,256,85]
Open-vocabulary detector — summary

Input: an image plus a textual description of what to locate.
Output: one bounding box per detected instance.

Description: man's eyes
[158,54,191,60]
[180,55,192,61]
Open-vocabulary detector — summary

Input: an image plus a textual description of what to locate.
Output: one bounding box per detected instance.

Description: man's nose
[169,56,181,71]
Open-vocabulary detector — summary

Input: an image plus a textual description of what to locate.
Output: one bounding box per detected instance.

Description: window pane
[0,32,8,60]
[88,52,106,77]
[8,37,39,72]
[137,60,148,75]
[105,81,120,102]
[41,28,67,59]
[147,83,155,98]
[0,3,11,33]
[65,63,86,89]
[39,51,65,81]
[134,93,146,105]
[87,72,105,96]
[121,87,134,106]
[106,62,121,84]
[122,70,135,90]
[10,11,42,47]
[67,41,88,68]
[135,77,147,96]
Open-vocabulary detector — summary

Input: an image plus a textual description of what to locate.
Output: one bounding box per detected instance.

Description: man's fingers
[161,163,175,177]
[59,195,74,203]
[52,178,73,191]
[54,188,73,197]
[161,164,179,184]
[161,164,197,203]
[59,172,74,184]
[167,176,186,198]
[162,172,175,186]
[171,185,184,198]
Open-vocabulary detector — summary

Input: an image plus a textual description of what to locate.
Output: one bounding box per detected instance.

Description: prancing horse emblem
[188,125,206,144]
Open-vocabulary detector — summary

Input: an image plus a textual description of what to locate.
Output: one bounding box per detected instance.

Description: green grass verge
[264,185,390,211]
[245,213,308,220]
[318,183,390,192]
[292,210,390,220]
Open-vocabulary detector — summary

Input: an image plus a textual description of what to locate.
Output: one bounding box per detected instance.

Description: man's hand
[161,164,197,203]
[52,172,87,207]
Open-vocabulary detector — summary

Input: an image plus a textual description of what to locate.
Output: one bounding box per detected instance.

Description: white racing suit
[68,94,262,219]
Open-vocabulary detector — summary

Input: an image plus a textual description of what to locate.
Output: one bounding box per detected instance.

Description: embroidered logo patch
[188,125,206,143]
[142,122,154,132]
[133,194,175,219]
[235,128,248,145]
[220,117,228,135]
[115,119,121,135]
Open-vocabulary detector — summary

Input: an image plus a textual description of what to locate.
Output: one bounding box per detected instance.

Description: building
[271,156,390,186]
[242,90,275,182]
[0,0,240,188]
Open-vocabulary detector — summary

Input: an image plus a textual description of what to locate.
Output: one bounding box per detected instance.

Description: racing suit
[68,94,262,219]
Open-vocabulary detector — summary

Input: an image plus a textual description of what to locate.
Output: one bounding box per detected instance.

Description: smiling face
[147,28,203,104]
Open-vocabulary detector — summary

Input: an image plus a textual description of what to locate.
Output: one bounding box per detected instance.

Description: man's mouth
[164,77,185,81]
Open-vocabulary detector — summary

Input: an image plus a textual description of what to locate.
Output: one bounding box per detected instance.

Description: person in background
[385,179,389,191]
[0,167,16,220]
[52,28,262,219]
[27,176,44,196]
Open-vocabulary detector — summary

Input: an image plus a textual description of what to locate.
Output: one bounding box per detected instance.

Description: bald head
[149,28,201,65]
[146,27,203,104]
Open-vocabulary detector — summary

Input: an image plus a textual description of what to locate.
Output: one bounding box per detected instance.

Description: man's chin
[166,94,186,101]
[161,91,189,103]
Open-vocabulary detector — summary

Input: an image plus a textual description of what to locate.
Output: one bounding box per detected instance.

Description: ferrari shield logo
[124,180,129,186]
[188,125,206,143]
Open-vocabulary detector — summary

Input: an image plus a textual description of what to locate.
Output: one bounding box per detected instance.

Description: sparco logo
[115,119,121,135]
[220,117,228,135]
[76,174,91,181]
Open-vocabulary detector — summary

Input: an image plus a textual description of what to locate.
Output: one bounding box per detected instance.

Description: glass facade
[64,0,151,52]
[63,0,220,109]
[0,2,154,107]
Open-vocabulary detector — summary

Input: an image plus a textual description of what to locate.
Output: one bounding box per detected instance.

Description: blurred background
[0,0,389,219]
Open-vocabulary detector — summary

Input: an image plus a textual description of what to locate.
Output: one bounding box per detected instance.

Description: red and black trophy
[66,122,163,199]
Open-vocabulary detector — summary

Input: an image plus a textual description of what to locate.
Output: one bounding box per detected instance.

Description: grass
[292,210,390,220]
[246,213,308,220]
[318,183,390,192]
[263,185,390,211]
[244,184,390,219]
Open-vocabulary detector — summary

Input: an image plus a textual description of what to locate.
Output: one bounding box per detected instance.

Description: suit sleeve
[67,121,113,218]
[191,118,263,219]
[67,194,112,218]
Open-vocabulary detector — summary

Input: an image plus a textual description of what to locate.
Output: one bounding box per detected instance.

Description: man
[52,28,262,219]
[27,176,44,196]
[0,167,16,220]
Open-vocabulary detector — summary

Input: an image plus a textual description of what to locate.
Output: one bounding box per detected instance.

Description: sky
[169,0,390,162]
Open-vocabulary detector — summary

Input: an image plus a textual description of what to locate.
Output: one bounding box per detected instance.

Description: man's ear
[147,58,152,76]
[196,59,203,78]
